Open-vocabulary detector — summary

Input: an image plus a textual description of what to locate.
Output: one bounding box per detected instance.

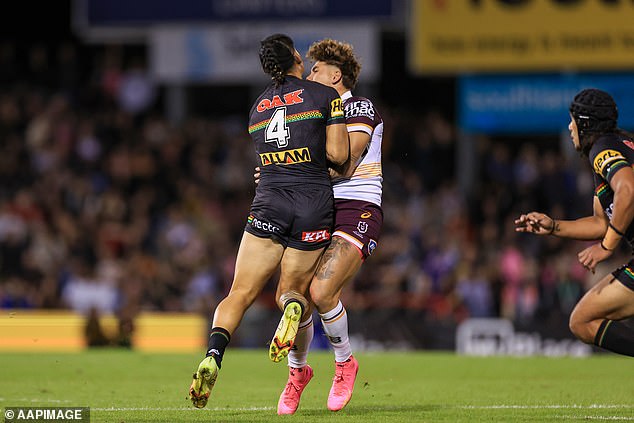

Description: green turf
[0,349,633,422]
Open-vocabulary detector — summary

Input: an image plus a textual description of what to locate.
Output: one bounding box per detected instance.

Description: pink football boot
[327,355,359,411]
[277,365,314,415]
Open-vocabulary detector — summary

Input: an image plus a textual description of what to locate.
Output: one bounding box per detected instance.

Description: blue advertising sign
[85,0,394,24]
[459,74,634,134]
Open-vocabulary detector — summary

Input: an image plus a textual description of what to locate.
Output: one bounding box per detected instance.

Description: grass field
[1,349,633,422]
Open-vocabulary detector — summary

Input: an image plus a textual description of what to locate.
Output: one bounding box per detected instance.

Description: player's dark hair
[569,88,619,155]
[259,34,296,87]
[306,38,361,90]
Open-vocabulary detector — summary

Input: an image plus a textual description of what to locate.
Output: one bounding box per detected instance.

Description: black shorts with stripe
[611,259,634,291]
[245,185,333,251]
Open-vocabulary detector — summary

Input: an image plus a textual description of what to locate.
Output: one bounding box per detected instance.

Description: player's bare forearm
[325,123,349,167]
[515,212,605,239]
[553,216,607,240]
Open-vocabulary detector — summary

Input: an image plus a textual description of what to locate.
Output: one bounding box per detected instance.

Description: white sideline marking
[91,405,634,412]
[1,399,633,415]
[93,406,275,412]
[460,405,634,410]
[561,417,634,421]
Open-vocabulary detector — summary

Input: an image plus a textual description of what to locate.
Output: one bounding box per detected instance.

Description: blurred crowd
[1,41,630,333]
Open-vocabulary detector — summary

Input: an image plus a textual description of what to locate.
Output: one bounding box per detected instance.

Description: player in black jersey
[516,88,634,358]
[189,34,349,409]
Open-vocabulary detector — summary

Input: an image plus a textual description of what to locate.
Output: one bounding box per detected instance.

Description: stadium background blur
[2,0,634,353]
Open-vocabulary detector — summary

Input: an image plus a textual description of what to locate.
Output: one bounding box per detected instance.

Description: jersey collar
[341,90,353,101]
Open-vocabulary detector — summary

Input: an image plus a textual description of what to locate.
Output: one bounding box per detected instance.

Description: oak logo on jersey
[301,229,330,243]
[260,147,311,166]
[593,149,625,174]
[330,98,344,118]
[256,89,304,112]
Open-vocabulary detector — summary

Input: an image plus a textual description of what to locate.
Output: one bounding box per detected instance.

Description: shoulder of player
[295,78,339,97]
[590,134,628,156]
[249,86,274,115]
[589,133,633,173]
[344,95,382,121]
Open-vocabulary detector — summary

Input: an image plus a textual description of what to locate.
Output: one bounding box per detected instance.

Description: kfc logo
[302,229,331,242]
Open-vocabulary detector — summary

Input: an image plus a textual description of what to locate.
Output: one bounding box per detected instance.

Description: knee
[568,309,595,344]
[227,286,259,309]
[309,283,337,313]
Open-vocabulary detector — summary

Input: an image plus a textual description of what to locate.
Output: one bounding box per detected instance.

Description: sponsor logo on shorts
[368,239,377,256]
[357,221,368,234]
[260,147,311,166]
[247,215,279,233]
[360,211,372,218]
[301,229,330,242]
[593,149,625,174]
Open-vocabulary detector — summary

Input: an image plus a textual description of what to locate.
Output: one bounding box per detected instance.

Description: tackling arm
[329,130,370,179]
[325,122,350,168]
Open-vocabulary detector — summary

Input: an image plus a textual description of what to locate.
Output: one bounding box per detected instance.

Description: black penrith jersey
[589,132,634,247]
[248,76,345,188]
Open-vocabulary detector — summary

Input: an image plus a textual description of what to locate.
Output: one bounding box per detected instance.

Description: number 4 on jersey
[265,107,290,148]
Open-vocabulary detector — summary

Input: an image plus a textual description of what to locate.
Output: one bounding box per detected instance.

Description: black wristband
[600,241,613,251]
[547,218,556,235]
[608,222,625,237]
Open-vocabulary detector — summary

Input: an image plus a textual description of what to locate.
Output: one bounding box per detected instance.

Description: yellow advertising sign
[0,310,206,352]
[410,0,634,74]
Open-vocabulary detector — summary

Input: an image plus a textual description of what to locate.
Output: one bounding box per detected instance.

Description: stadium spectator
[515,88,634,358]
[188,33,349,409]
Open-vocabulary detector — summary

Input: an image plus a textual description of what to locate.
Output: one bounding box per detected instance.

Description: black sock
[206,327,231,368]
[283,299,304,316]
[594,319,634,357]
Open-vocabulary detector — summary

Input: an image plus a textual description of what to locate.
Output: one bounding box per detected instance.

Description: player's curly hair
[259,34,296,87]
[306,38,361,90]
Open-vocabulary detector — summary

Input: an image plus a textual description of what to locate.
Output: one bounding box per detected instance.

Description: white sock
[287,314,314,369]
[319,301,352,362]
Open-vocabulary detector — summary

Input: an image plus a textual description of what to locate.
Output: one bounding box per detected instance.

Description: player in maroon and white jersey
[275,38,385,415]
[516,88,634,360]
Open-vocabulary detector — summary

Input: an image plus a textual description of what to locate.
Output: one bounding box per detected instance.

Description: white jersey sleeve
[333,91,384,206]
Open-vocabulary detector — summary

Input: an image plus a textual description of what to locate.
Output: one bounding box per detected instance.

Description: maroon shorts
[332,199,383,260]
